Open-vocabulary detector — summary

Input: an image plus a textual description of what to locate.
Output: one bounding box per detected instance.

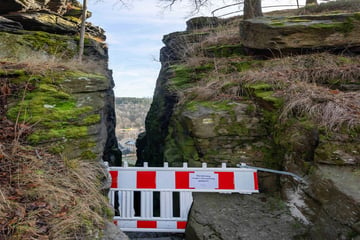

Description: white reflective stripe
[180,192,193,218]
[117,220,137,229]
[157,171,175,189]
[141,191,153,218]
[235,171,255,192]
[157,220,177,229]
[118,171,136,189]
[160,191,173,218]
[120,191,134,218]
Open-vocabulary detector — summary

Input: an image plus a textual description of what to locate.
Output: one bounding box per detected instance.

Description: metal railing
[211,0,303,18]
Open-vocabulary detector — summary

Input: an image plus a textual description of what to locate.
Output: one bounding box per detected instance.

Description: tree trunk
[243,0,263,20]
[78,0,87,62]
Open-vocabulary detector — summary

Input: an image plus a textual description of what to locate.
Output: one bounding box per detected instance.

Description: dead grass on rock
[180,52,360,132]
[280,82,360,131]
[0,120,111,240]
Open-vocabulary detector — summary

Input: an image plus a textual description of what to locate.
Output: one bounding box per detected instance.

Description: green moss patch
[164,119,200,166]
[185,100,234,112]
[245,83,283,108]
[64,71,107,81]
[170,64,213,89]
[27,126,88,144]
[204,44,245,57]
[22,31,78,58]
[5,71,101,145]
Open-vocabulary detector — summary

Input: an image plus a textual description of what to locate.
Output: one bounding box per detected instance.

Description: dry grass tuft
[280,83,360,130]
[0,137,111,240]
[1,50,107,76]
[18,54,107,75]
[201,22,241,47]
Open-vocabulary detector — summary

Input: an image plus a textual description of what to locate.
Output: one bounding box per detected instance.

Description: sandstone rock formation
[0,0,68,15]
[139,6,360,239]
[0,1,123,239]
[240,13,360,53]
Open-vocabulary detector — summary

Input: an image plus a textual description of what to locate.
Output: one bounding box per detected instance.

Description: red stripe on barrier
[177,221,187,229]
[109,171,118,188]
[175,171,194,189]
[137,220,157,228]
[137,171,156,188]
[215,172,235,189]
[253,172,259,190]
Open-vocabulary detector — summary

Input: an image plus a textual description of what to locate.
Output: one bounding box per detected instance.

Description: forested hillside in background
[115,97,152,140]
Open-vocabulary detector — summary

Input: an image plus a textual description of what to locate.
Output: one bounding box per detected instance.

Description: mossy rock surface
[0,31,78,59]
[5,68,110,160]
[4,12,78,34]
[204,44,245,57]
[240,13,360,51]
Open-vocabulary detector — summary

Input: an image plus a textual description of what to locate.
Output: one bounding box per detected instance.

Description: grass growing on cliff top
[176,32,360,132]
[167,0,360,133]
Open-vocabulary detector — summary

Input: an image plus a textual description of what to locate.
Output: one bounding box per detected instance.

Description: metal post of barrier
[236,163,305,183]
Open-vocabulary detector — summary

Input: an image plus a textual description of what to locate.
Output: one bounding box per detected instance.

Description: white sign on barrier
[190,172,218,189]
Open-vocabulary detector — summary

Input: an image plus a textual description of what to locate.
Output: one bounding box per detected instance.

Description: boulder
[0,0,68,15]
[0,0,40,14]
[240,13,360,53]
[283,166,360,239]
[102,221,129,240]
[186,193,308,240]
[4,12,78,34]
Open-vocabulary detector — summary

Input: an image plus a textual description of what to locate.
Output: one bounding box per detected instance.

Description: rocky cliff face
[138,5,360,240]
[0,0,120,165]
[0,1,124,239]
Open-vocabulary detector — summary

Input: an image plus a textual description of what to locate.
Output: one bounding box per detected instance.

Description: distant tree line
[115,97,153,106]
[115,97,152,130]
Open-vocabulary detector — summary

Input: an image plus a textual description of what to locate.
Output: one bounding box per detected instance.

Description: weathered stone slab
[186,193,308,240]
[240,13,360,52]
[0,16,23,32]
[0,0,68,15]
[4,12,78,34]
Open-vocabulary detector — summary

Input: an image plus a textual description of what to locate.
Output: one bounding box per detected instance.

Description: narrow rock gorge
[1,0,359,239]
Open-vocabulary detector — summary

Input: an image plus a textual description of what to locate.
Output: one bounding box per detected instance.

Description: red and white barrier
[108,162,259,233]
[109,162,259,193]
[113,219,188,232]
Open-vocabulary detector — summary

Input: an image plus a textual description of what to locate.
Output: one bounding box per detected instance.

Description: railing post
[123,161,128,168]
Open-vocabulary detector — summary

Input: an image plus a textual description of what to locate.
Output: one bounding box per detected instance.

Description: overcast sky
[87,0,310,97]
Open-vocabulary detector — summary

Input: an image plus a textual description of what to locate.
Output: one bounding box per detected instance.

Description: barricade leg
[160,191,173,218]
[120,190,135,218]
[180,192,193,218]
[141,191,153,218]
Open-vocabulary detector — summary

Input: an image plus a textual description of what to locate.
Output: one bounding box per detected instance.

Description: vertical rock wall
[139,12,360,240]
[0,1,124,239]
